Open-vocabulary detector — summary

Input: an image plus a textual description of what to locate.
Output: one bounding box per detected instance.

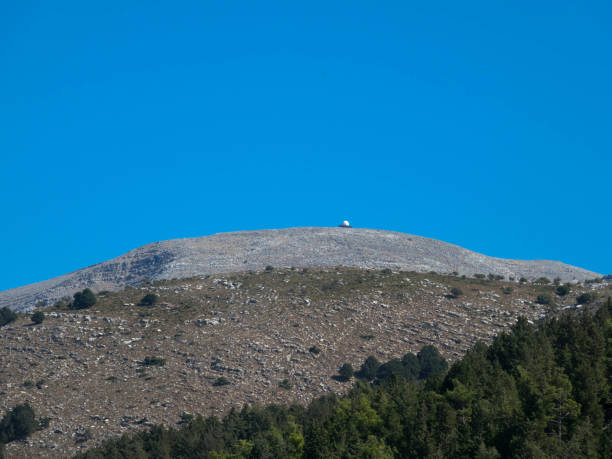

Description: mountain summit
[0,227,599,311]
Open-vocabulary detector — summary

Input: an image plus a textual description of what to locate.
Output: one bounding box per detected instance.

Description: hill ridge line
[0,227,600,311]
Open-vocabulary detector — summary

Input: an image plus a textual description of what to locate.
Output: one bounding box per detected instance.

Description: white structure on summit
[339,220,351,228]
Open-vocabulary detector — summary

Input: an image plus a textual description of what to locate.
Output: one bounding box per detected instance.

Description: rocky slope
[0,227,600,311]
[2,268,609,457]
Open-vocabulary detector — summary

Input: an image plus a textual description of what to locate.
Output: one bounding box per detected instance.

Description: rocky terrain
[1,267,610,457]
[0,228,601,311]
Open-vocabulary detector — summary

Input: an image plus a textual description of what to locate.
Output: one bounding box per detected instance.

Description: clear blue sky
[1,1,611,291]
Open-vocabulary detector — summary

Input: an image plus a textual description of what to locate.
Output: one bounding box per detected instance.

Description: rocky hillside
[2,268,609,457]
[0,227,600,311]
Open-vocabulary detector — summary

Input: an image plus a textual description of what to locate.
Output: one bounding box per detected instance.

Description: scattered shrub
[142,356,165,367]
[309,346,321,355]
[535,277,551,285]
[279,379,292,390]
[31,311,44,325]
[338,363,354,381]
[75,428,93,443]
[473,274,485,279]
[38,417,50,429]
[140,293,159,307]
[519,277,528,283]
[213,377,230,387]
[71,289,96,310]
[0,403,38,443]
[0,307,17,327]
[180,412,194,423]
[449,287,463,298]
[501,287,514,295]
[357,356,381,380]
[576,292,595,305]
[265,265,274,271]
[584,277,603,284]
[556,284,571,296]
[536,294,552,305]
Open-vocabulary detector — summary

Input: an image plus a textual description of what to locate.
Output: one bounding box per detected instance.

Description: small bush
[556,284,571,296]
[576,293,595,305]
[180,412,194,423]
[53,300,69,309]
[31,311,45,325]
[501,287,514,295]
[474,274,485,279]
[140,293,159,307]
[584,278,602,284]
[338,363,354,381]
[0,403,38,443]
[142,356,165,366]
[0,307,17,327]
[213,376,230,386]
[535,277,551,285]
[279,379,292,390]
[23,381,34,389]
[449,287,463,298]
[519,277,528,283]
[71,288,96,310]
[38,417,50,429]
[309,346,321,355]
[265,265,274,271]
[358,356,381,380]
[536,294,552,305]
[75,428,93,443]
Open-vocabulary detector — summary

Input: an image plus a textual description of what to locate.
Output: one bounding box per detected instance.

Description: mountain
[0,227,600,311]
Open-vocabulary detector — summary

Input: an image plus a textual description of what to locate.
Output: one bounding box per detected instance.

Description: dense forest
[75,298,612,458]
